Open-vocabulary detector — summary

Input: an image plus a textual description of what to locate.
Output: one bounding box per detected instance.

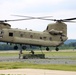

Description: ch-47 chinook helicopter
[0,15,76,54]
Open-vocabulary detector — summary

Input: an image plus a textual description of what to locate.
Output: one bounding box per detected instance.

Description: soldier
[30,50,34,55]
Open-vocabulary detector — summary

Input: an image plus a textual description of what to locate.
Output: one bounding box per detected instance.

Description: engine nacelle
[49,29,63,35]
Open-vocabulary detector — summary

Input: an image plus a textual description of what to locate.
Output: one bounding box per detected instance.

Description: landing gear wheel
[55,47,59,51]
[22,46,26,50]
[14,45,18,50]
[46,47,49,51]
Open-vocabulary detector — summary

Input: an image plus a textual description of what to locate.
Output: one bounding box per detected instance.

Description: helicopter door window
[0,30,3,38]
[9,32,13,37]
[49,37,52,41]
[0,30,3,34]
[30,35,33,38]
[40,37,42,39]
[20,34,23,37]
[43,37,46,40]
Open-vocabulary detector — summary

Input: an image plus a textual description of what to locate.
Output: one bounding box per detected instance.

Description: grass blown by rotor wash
[0,62,76,71]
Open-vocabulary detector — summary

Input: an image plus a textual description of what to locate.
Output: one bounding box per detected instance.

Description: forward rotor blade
[11,15,35,19]
[33,18,56,21]
[38,16,53,18]
[0,18,35,22]
[12,15,52,19]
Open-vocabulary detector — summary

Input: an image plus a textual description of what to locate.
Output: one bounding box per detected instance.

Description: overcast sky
[0,0,76,39]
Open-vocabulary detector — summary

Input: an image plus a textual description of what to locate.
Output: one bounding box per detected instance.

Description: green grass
[0,52,76,57]
[0,53,18,56]
[34,51,76,57]
[0,50,76,57]
[0,62,76,71]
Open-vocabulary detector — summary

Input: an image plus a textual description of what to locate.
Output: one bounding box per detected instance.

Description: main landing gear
[19,44,23,59]
[46,47,49,51]
[55,47,59,51]
[46,47,59,51]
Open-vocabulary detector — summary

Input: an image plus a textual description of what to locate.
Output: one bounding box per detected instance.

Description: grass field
[0,62,76,71]
[0,50,76,56]
[0,50,76,71]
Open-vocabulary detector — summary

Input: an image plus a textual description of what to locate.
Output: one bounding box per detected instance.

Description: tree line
[0,42,76,50]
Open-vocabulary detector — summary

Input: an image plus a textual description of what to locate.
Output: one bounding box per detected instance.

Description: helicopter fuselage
[0,28,67,47]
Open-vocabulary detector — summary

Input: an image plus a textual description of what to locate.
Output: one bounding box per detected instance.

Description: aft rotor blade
[63,18,76,21]
[62,20,76,23]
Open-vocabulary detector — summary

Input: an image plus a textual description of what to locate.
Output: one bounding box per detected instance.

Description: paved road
[0,69,76,75]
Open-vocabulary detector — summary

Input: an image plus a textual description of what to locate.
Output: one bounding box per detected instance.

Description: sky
[0,0,76,39]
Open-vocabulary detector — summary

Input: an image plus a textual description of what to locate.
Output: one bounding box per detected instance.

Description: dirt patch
[0,69,76,75]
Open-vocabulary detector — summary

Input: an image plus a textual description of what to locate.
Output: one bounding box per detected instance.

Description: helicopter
[0,16,76,54]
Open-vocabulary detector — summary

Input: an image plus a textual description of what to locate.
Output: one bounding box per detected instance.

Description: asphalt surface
[0,55,76,65]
